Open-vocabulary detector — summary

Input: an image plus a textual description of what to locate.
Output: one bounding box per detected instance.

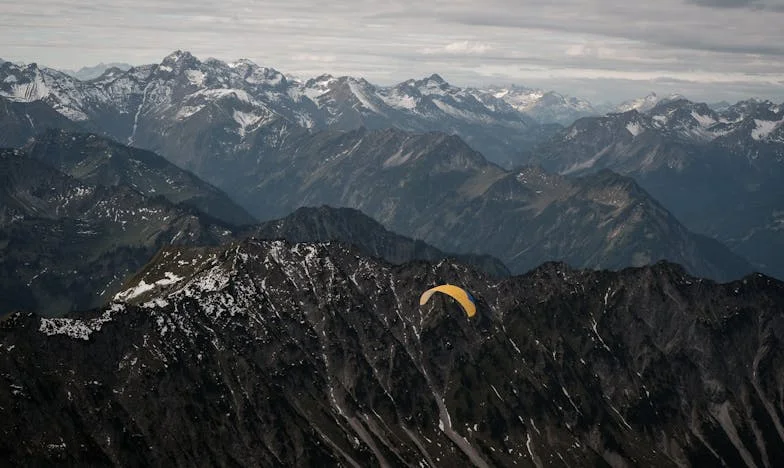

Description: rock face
[249,205,511,278]
[1,238,783,466]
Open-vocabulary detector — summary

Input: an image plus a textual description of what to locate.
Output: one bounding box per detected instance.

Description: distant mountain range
[0,52,546,167]
[482,85,600,125]
[522,97,784,278]
[211,125,752,281]
[2,237,782,465]
[62,62,133,81]
[1,50,781,286]
[3,51,780,170]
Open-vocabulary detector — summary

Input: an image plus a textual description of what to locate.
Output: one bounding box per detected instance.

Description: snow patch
[2,73,51,102]
[184,69,205,86]
[691,110,716,128]
[39,306,121,340]
[193,88,255,104]
[233,110,269,136]
[493,88,544,111]
[652,114,668,126]
[382,149,413,168]
[751,119,784,140]
[379,89,418,110]
[561,153,601,175]
[525,432,542,468]
[433,99,483,121]
[183,265,230,294]
[114,272,184,302]
[348,80,380,113]
[626,121,643,137]
[176,105,204,120]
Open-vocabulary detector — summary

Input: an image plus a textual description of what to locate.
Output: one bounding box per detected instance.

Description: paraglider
[419,284,477,318]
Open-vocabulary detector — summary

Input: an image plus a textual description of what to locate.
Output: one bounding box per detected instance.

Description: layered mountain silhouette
[0,141,510,315]
[208,126,752,281]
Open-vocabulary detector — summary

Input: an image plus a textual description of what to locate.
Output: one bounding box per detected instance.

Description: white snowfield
[113,271,184,302]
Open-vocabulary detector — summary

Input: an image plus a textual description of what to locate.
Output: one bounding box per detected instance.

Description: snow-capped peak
[162,50,195,64]
[156,50,201,75]
[480,85,597,125]
[228,58,259,68]
[616,92,659,113]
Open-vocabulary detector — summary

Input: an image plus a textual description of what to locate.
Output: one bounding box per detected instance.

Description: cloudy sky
[2,0,783,103]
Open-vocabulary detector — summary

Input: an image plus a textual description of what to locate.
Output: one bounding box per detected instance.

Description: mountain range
[63,62,133,81]
[1,237,782,466]
[2,50,670,169]
[1,50,781,284]
[522,98,784,279]
[0,133,513,315]
[482,85,600,125]
[0,123,756,319]
[1,52,553,168]
[201,125,752,281]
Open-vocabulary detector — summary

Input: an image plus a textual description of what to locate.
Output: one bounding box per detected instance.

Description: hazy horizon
[2,0,783,104]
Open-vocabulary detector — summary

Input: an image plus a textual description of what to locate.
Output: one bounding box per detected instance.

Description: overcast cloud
[1,0,782,103]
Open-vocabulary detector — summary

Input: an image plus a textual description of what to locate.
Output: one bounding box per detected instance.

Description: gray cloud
[687,0,784,10]
[1,0,782,103]
[689,0,756,8]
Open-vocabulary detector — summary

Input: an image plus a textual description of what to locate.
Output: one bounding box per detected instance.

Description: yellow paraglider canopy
[419,284,477,318]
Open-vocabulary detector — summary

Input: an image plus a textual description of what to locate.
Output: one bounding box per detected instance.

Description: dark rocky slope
[1,238,782,466]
